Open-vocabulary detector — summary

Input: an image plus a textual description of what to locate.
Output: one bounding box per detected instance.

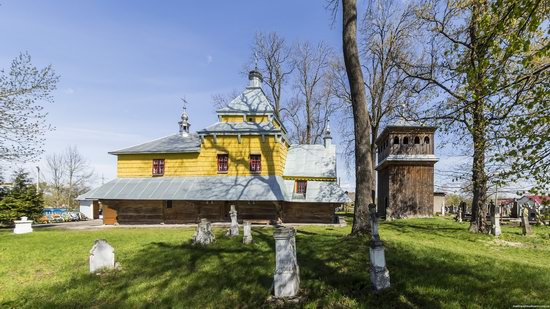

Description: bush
[0,170,44,225]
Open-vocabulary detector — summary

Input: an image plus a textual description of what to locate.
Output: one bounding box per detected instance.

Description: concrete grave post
[490,201,501,236]
[89,239,116,273]
[272,226,300,298]
[243,220,253,244]
[13,217,33,234]
[521,207,533,236]
[228,205,239,237]
[368,204,390,291]
[456,206,463,223]
[192,218,216,245]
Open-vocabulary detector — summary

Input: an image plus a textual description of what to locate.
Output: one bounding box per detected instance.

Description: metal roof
[376,154,439,170]
[78,175,349,203]
[197,121,280,134]
[284,144,337,178]
[216,88,274,114]
[109,134,201,155]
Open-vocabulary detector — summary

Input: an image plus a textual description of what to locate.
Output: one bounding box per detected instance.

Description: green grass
[0,218,549,308]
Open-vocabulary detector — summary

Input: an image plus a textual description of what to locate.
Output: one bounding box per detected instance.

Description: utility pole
[36,166,40,192]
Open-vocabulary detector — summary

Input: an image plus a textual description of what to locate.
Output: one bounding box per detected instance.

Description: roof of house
[109,134,202,155]
[78,176,350,203]
[376,117,437,144]
[284,144,337,178]
[216,88,274,114]
[197,121,281,134]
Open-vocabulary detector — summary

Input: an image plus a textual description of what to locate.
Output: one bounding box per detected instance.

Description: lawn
[0,218,549,308]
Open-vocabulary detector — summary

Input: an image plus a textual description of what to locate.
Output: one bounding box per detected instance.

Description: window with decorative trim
[424,136,430,144]
[249,154,261,173]
[217,154,229,173]
[152,159,165,176]
[414,136,420,144]
[393,136,399,144]
[295,180,307,194]
[403,137,409,144]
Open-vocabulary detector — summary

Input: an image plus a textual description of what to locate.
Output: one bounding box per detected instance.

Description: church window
[166,200,173,209]
[295,180,307,194]
[393,136,399,144]
[152,159,165,176]
[248,117,253,122]
[249,154,261,173]
[217,154,229,173]
[414,136,420,144]
[403,137,409,144]
[424,136,430,144]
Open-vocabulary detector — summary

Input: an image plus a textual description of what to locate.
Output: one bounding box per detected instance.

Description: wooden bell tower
[375,120,438,219]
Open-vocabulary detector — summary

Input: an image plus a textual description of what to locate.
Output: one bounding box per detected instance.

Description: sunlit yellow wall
[220,115,269,123]
[117,135,289,177]
[220,115,244,122]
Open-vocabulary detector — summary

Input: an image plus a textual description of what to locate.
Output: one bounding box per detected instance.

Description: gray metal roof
[216,88,274,114]
[110,133,201,155]
[376,154,439,170]
[78,175,350,203]
[284,144,337,178]
[197,121,280,134]
[79,176,287,201]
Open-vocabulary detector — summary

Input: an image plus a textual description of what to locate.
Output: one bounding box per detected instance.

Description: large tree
[400,0,549,232]
[0,52,58,162]
[44,146,94,208]
[342,0,376,235]
[252,32,294,119]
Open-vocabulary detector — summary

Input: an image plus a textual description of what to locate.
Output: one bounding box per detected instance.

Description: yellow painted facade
[117,135,289,177]
[220,115,270,123]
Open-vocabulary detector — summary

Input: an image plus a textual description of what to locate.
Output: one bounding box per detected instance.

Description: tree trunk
[469,101,489,233]
[343,0,375,235]
[306,96,312,144]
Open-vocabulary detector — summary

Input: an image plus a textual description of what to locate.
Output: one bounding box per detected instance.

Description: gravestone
[336,215,347,226]
[13,217,33,234]
[521,207,533,236]
[455,206,463,223]
[489,201,501,236]
[192,218,216,245]
[228,205,239,237]
[243,220,253,244]
[368,204,390,291]
[441,204,446,216]
[89,239,116,273]
[272,226,300,298]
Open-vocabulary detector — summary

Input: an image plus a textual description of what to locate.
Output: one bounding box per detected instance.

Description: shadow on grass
[6,223,550,308]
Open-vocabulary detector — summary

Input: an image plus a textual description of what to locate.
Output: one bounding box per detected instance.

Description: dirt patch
[491,239,525,248]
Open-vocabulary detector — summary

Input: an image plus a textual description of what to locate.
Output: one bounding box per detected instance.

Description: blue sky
[1,0,501,195]
[0,1,350,184]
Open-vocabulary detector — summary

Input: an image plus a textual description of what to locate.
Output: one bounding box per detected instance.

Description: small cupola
[323,121,332,147]
[248,70,263,88]
[179,105,191,137]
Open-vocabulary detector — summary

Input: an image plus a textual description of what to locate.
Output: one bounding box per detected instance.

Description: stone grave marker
[228,205,239,237]
[89,239,116,273]
[192,218,216,245]
[490,201,502,236]
[521,207,533,236]
[243,220,253,244]
[368,204,390,291]
[272,226,300,298]
[13,217,33,234]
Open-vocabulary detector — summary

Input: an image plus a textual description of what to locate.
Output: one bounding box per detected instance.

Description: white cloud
[207,55,213,64]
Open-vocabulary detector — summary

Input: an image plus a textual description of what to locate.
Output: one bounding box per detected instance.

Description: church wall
[100,199,337,225]
[117,135,288,177]
[220,115,269,123]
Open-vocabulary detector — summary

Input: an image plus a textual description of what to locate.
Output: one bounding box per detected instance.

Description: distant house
[79,70,349,225]
[433,192,446,214]
[79,199,100,220]
[516,195,549,220]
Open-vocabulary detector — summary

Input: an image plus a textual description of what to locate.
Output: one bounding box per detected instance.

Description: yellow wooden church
[80,70,349,224]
